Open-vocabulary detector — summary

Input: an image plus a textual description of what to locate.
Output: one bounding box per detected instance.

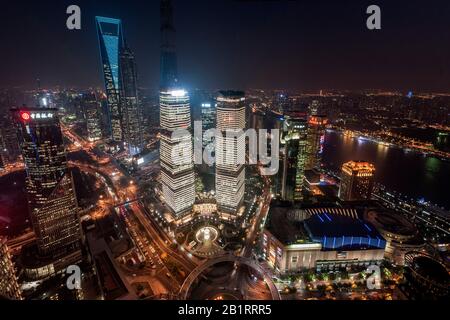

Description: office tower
[215,91,246,217]
[201,101,216,147]
[309,100,320,115]
[339,161,375,201]
[159,90,195,218]
[305,115,328,170]
[0,115,21,168]
[159,0,195,219]
[0,238,22,300]
[120,46,143,155]
[96,16,124,142]
[265,112,285,198]
[281,116,308,202]
[84,93,103,142]
[12,108,82,279]
[276,92,289,113]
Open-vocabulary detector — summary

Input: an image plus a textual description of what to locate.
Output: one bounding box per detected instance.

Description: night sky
[1,0,450,92]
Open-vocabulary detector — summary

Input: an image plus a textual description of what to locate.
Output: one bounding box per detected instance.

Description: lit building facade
[0,115,21,168]
[84,93,103,142]
[215,91,246,217]
[201,101,216,146]
[305,115,327,171]
[160,90,195,218]
[262,206,386,273]
[281,116,308,202]
[0,238,22,300]
[308,99,320,115]
[120,46,143,155]
[12,108,82,279]
[96,16,124,142]
[339,161,375,201]
[159,0,195,219]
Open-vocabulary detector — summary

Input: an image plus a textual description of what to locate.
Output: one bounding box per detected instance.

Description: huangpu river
[322,130,450,210]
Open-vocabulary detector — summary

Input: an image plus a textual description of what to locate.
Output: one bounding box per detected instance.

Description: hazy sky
[1,0,450,92]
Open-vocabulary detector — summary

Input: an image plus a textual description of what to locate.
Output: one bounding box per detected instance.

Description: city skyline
[1,0,450,91]
[0,0,449,305]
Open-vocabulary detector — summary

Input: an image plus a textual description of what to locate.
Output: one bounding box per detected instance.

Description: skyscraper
[281,116,308,202]
[309,100,320,115]
[201,101,216,153]
[339,161,376,201]
[215,91,246,218]
[96,16,124,142]
[0,238,22,300]
[120,46,143,155]
[160,0,179,90]
[159,0,195,220]
[0,114,21,168]
[305,115,328,171]
[159,90,195,218]
[84,93,103,142]
[12,108,82,279]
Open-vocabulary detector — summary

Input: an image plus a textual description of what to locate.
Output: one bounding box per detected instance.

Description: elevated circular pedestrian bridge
[179,253,280,300]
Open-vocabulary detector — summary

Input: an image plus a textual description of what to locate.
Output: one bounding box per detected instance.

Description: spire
[160,0,178,90]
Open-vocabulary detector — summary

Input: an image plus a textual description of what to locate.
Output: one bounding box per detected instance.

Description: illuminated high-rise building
[160,90,195,218]
[120,46,143,155]
[96,16,124,142]
[215,91,246,217]
[12,108,82,279]
[0,238,22,300]
[0,118,21,168]
[281,116,308,202]
[201,101,216,162]
[305,115,328,170]
[309,99,320,115]
[159,0,195,219]
[84,93,103,142]
[339,161,375,201]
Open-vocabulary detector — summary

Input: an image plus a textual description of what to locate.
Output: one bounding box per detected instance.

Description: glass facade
[281,117,308,202]
[120,47,143,155]
[12,108,82,266]
[96,16,124,142]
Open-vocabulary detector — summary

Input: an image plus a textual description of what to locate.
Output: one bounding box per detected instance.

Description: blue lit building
[262,206,387,272]
[304,212,387,250]
[96,16,124,142]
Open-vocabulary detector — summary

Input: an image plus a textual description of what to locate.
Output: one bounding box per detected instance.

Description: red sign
[20,112,30,121]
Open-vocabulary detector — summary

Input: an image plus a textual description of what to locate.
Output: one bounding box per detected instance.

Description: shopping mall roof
[304,212,386,250]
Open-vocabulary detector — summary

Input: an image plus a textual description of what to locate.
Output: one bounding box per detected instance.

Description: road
[241,177,272,258]
[63,124,199,296]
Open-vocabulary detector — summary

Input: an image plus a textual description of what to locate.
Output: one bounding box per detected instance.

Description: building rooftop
[411,256,450,285]
[304,212,386,250]
[364,210,419,238]
[342,160,376,174]
[265,205,386,250]
[265,206,310,246]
